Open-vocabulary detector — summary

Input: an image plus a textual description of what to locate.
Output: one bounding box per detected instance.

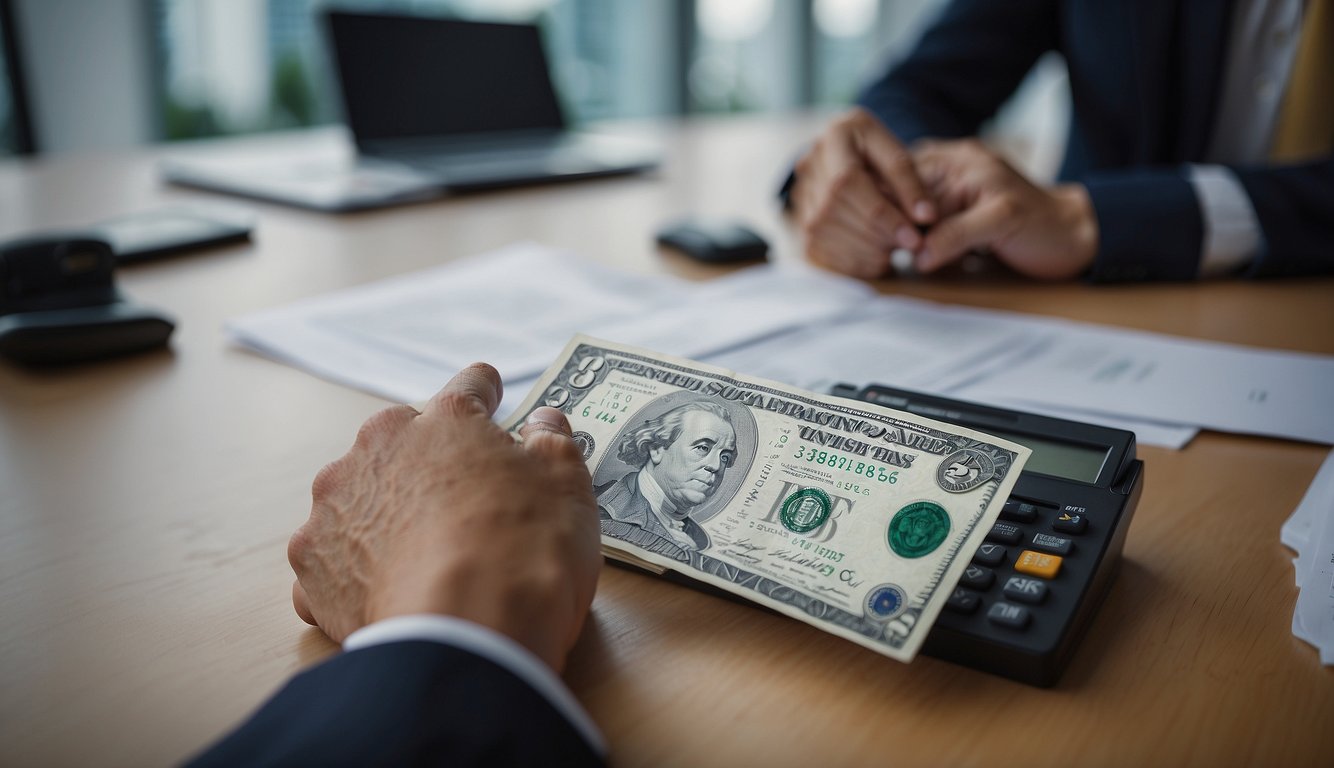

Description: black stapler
[0,235,175,365]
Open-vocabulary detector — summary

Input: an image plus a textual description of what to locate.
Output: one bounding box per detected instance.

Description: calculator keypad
[972,543,1007,566]
[986,601,1030,629]
[1014,550,1063,579]
[986,521,1024,545]
[959,564,995,590]
[1053,512,1087,534]
[961,495,1089,633]
[1030,532,1073,556]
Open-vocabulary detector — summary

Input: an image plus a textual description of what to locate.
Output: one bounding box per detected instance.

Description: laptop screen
[326,11,565,144]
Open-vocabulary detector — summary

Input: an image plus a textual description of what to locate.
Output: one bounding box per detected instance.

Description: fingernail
[914,201,935,222]
[526,407,571,434]
[896,226,921,250]
[914,250,933,272]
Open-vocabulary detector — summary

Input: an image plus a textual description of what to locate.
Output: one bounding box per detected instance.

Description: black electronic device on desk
[831,383,1144,687]
[0,235,175,365]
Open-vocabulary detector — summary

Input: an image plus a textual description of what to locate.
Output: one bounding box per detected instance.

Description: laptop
[161,10,660,212]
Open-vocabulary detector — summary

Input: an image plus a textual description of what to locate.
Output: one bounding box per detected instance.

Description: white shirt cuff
[1188,164,1263,278]
[343,614,606,756]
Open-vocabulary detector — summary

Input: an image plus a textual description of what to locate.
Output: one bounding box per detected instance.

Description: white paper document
[963,323,1334,445]
[704,297,1200,450]
[229,241,1331,449]
[227,242,874,408]
[1282,450,1334,664]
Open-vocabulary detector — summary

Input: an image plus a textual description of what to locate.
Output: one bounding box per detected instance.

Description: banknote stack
[504,336,1031,662]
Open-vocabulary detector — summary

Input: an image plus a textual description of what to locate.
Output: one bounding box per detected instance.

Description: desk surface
[2,114,1332,767]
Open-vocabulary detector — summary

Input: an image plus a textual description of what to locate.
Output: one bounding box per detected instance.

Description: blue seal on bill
[864,584,907,621]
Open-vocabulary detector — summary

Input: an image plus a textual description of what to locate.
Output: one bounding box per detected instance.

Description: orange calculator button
[1014,550,1063,579]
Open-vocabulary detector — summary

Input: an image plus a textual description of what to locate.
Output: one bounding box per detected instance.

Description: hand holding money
[288,363,602,672]
[505,336,1030,662]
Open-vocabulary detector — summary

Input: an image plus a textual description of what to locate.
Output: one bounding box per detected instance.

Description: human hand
[791,108,937,278]
[287,363,601,673]
[911,139,1098,280]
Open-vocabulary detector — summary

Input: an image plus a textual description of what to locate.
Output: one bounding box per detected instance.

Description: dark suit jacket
[853,0,1333,281]
[185,641,604,768]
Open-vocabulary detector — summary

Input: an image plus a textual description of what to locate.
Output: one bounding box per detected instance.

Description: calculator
[831,383,1145,687]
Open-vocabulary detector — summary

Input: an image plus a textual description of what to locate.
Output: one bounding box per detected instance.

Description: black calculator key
[1002,576,1049,604]
[959,564,995,590]
[945,588,980,614]
[972,543,1007,566]
[986,601,1031,629]
[1031,532,1074,555]
[1001,499,1039,523]
[987,521,1023,545]
[1053,512,1088,535]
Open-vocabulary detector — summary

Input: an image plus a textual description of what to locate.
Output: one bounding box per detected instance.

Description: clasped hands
[792,108,1099,280]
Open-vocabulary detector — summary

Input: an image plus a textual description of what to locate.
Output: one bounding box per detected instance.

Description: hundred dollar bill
[503,335,1031,662]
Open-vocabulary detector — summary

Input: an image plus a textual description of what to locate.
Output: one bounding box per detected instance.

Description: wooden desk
[2,115,1332,767]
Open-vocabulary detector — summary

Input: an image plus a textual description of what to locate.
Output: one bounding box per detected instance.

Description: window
[690,0,786,113]
[151,0,923,141]
[154,0,333,140]
[152,0,682,140]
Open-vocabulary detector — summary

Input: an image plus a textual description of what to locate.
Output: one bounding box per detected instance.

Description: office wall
[14,0,156,152]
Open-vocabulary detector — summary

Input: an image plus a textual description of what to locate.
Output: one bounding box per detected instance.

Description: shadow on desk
[1058,558,1159,689]
[0,347,176,405]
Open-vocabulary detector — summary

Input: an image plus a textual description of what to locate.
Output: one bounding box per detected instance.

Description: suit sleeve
[1082,158,1334,282]
[779,0,1059,205]
[855,0,1061,143]
[184,641,606,768]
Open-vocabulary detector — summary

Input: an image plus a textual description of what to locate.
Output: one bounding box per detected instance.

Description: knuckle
[354,406,411,448]
[311,460,343,501]
[435,389,483,418]
[993,195,1020,219]
[287,525,312,571]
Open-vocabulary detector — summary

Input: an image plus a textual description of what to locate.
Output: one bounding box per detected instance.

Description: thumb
[917,199,1009,273]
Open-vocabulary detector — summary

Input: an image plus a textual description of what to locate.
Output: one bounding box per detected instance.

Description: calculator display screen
[985,430,1109,483]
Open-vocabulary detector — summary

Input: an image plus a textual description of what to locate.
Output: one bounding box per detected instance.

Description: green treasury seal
[888,501,950,558]
[779,487,832,534]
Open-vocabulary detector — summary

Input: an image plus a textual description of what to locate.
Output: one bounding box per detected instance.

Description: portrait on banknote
[592,392,757,560]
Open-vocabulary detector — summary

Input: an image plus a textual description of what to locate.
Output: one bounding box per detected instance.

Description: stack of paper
[227,242,875,417]
[227,241,1334,450]
[1282,450,1334,665]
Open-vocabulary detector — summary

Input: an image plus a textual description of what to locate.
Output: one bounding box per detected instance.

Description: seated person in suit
[596,400,737,562]
[187,364,606,767]
[787,0,1333,282]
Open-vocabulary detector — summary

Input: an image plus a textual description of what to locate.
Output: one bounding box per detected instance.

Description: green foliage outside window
[269,51,317,128]
[163,97,224,141]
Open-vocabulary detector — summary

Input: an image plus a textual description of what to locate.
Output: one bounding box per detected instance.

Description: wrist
[368,572,571,673]
[1053,183,1098,275]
